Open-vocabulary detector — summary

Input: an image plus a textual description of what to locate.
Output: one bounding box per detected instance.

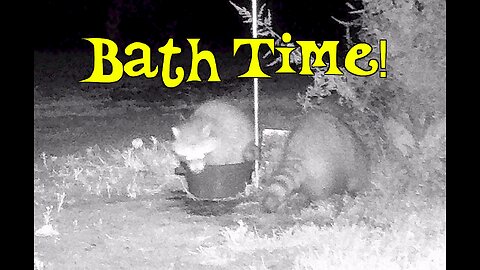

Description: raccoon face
[171,124,218,162]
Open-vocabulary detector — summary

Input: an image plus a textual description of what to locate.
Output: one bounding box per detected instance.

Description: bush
[300,0,446,196]
[230,0,446,196]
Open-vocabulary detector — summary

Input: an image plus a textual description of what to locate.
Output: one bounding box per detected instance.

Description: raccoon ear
[172,127,180,138]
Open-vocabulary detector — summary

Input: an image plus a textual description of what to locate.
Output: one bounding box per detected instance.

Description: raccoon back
[263,111,370,212]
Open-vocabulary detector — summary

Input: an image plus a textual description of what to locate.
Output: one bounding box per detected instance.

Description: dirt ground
[34,51,445,270]
[33,99,312,269]
[34,51,314,269]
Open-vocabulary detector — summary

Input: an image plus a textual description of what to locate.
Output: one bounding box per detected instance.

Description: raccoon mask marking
[171,124,217,160]
[171,124,218,173]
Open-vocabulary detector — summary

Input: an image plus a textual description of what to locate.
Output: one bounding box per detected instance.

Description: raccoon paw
[242,143,260,162]
[178,161,205,174]
[187,160,206,174]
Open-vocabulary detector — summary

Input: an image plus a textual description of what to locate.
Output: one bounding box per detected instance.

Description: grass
[194,181,445,269]
[34,136,182,206]
[34,50,445,270]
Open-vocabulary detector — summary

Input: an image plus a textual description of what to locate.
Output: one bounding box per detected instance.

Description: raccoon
[171,99,255,174]
[262,110,371,213]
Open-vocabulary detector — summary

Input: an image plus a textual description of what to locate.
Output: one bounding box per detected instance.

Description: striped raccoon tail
[262,159,305,213]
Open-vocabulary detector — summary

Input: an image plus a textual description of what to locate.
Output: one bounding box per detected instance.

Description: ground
[34,51,445,270]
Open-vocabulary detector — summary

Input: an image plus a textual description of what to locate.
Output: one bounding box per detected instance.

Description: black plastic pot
[177,161,254,200]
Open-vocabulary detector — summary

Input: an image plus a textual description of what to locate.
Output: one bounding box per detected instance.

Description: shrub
[230,0,446,196]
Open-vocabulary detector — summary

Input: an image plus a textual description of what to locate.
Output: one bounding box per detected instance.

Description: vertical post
[252,0,260,188]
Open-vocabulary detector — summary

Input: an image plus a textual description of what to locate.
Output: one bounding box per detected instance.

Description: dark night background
[33,0,358,52]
